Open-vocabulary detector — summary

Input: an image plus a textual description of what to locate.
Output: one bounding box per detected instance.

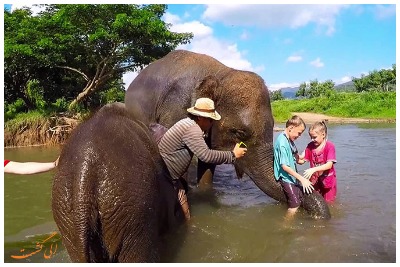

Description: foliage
[26,79,47,111]
[352,64,396,92]
[98,87,126,105]
[295,79,335,98]
[270,89,284,101]
[4,110,48,133]
[51,97,69,112]
[4,4,193,111]
[272,91,396,123]
[4,99,27,121]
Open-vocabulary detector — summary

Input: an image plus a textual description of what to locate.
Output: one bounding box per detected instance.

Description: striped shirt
[158,118,234,180]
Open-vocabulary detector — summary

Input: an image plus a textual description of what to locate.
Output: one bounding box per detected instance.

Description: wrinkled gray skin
[125,50,330,219]
[52,103,185,263]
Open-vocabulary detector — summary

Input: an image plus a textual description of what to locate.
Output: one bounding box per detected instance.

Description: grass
[271,91,396,123]
[4,111,49,132]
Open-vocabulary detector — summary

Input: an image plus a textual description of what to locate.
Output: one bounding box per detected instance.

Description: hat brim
[187,107,221,121]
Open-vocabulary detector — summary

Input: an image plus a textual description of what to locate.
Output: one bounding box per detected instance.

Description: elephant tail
[73,168,111,262]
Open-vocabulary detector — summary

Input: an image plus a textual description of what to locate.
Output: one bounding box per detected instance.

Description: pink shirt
[304,140,337,202]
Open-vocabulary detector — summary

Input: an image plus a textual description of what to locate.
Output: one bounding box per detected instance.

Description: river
[3,123,396,263]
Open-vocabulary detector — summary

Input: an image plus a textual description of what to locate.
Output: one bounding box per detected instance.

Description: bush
[51,97,69,112]
[4,99,26,121]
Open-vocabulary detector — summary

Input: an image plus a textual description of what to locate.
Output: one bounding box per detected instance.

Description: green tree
[352,74,368,92]
[270,89,284,101]
[5,4,193,111]
[4,8,45,109]
[352,64,396,92]
[295,82,307,98]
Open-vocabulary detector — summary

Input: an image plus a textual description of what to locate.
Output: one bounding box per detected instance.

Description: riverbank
[5,112,395,147]
[272,112,395,131]
[292,112,395,124]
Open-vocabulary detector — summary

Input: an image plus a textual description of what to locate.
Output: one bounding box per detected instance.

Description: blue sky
[5,3,397,91]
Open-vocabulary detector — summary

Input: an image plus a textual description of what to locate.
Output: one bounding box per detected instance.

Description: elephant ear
[193,75,221,103]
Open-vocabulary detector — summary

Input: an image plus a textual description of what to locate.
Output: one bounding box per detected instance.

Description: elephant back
[52,102,182,262]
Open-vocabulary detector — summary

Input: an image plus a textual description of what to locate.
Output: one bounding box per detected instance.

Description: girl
[302,121,337,202]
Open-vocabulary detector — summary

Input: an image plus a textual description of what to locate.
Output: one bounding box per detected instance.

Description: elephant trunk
[240,142,286,203]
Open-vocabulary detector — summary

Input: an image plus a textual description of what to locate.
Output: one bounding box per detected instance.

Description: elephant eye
[230,128,250,140]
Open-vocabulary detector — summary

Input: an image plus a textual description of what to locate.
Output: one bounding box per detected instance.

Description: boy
[273,115,314,218]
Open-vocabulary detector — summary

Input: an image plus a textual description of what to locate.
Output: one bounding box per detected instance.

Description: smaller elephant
[52,102,184,262]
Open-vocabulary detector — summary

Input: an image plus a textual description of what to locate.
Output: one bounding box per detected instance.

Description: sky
[4,2,397,91]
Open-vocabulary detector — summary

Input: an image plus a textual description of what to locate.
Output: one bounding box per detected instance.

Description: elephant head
[125,49,330,219]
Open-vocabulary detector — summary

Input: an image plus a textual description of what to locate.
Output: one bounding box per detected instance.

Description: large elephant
[125,49,330,219]
[52,103,185,262]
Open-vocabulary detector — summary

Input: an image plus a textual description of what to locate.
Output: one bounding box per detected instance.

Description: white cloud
[202,4,348,35]
[11,3,44,16]
[374,5,396,20]
[122,10,262,89]
[164,11,261,73]
[340,76,352,83]
[268,82,299,92]
[310,57,324,68]
[122,71,139,90]
[170,20,213,39]
[287,55,302,62]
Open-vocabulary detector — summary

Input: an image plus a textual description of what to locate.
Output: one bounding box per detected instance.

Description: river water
[3,123,396,263]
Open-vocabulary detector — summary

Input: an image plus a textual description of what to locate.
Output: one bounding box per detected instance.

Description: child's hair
[286,115,305,128]
[309,121,328,135]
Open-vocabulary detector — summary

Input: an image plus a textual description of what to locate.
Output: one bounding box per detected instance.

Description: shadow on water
[3,123,396,262]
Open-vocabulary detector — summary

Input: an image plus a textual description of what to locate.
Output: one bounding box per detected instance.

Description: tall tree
[5,4,193,111]
[45,4,193,110]
[270,89,284,101]
[295,82,307,98]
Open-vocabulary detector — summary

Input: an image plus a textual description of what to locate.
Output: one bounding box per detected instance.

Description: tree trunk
[68,85,93,111]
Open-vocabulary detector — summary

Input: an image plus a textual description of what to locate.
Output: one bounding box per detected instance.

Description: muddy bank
[4,116,80,148]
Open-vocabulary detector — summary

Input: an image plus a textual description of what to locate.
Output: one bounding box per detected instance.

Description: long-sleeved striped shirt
[158,118,234,180]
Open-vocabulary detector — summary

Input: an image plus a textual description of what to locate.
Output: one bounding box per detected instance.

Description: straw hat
[187,98,221,121]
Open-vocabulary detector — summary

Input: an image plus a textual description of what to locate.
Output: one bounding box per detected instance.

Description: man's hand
[233,143,247,159]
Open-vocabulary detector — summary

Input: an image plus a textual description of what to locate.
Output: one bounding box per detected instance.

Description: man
[158,97,247,220]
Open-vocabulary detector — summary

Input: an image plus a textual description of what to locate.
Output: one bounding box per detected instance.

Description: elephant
[125,49,331,219]
[52,102,185,263]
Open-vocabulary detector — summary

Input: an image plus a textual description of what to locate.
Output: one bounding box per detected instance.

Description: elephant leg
[197,160,215,185]
[197,130,215,186]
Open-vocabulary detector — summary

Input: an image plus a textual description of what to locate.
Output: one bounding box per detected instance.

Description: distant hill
[334,81,355,91]
[278,81,355,99]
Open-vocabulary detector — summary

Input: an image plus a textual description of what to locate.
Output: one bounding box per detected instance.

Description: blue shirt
[273,132,298,184]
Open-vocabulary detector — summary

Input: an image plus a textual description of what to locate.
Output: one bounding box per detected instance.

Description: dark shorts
[279,179,303,208]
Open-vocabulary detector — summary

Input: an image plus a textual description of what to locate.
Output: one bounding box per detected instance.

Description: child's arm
[4,157,59,175]
[295,150,307,165]
[281,164,314,194]
[303,161,334,180]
